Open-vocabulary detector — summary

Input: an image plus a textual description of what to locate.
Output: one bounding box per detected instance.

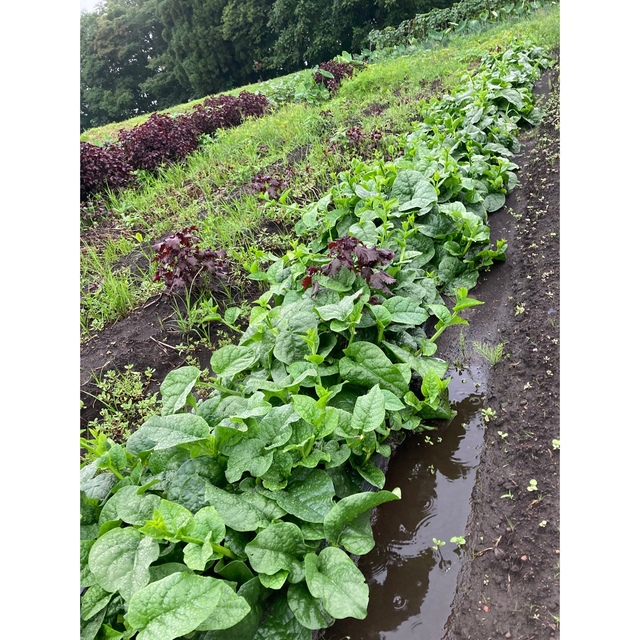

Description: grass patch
[80,6,560,342]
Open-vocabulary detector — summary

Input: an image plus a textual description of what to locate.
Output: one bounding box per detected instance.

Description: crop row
[80,41,552,640]
[368,0,555,52]
[80,63,358,204]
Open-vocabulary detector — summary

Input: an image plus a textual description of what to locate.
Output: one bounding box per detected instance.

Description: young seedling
[432,538,446,551]
[481,407,497,422]
[552,438,560,450]
[450,536,466,546]
[473,341,505,366]
[527,479,538,492]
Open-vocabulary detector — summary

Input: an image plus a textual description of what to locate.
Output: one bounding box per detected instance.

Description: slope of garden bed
[80,18,560,640]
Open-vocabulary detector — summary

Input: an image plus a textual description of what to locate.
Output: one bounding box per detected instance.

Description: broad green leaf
[254,592,312,640]
[81,540,96,588]
[353,460,386,489]
[349,219,379,245]
[165,457,226,513]
[126,414,210,455]
[323,489,401,547]
[391,170,438,212]
[256,405,298,448]
[81,584,113,621]
[126,573,249,640]
[88,527,159,601]
[81,607,107,640]
[382,341,449,380]
[160,366,200,415]
[304,547,368,619]
[315,288,364,323]
[272,469,335,523]
[245,522,307,582]
[483,191,506,213]
[191,505,226,541]
[225,438,274,483]
[215,560,255,585]
[259,569,289,589]
[210,344,258,379]
[351,384,386,433]
[287,582,335,630]
[138,499,194,542]
[340,342,410,396]
[206,485,284,532]
[101,486,161,527]
[383,296,429,326]
[333,510,376,555]
[183,532,216,571]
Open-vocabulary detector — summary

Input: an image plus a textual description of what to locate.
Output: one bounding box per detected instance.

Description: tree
[155,0,237,98]
[81,0,187,131]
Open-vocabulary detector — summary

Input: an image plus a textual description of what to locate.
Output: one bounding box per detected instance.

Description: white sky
[80,0,102,12]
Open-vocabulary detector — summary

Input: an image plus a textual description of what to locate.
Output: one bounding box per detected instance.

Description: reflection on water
[318,369,486,640]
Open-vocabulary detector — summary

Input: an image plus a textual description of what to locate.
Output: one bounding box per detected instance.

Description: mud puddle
[319,365,487,640]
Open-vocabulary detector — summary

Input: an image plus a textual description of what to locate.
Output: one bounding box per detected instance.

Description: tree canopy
[81,0,455,130]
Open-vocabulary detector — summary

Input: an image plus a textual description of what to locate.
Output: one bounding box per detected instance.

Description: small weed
[481,407,497,422]
[473,341,505,366]
[84,365,160,446]
[527,479,538,492]
[552,438,560,450]
[450,536,466,546]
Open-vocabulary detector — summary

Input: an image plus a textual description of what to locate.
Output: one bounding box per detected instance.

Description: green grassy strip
[80,6,559,340]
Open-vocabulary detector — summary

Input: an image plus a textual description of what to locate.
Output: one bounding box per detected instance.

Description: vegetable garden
[80,3,560,639]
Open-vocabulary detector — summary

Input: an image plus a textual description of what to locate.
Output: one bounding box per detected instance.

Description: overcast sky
[80,0,102,12]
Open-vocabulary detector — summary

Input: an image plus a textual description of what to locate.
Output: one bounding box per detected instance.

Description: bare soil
[80,59,560,640]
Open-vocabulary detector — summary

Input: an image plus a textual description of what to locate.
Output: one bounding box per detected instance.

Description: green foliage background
[81,0,454,130]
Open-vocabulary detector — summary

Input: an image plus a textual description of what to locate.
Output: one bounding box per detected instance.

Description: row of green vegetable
[80,41,552,640]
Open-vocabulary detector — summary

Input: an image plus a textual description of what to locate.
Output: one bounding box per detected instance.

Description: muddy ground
[80,60,560,640]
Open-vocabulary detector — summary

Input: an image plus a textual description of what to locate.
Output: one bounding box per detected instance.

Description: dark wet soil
[80,59,560,640]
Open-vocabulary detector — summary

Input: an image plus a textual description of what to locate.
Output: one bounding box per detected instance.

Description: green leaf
[391,170,438,212]
[206,485,285,532]
[160,366,200,415]
[138,499,194,542]
[340,342,410,396]
[183,531,216,571]
[88,527,160,601]
[245,522,307,582]
[254,592,312,640]
[101,486,161,526]
[315,288,364,322]
[304,547,368,619]
[272,469,335,523]
[225,438,274,483]
[484,191,506,213]
[259,569,289,589]
[383,296,429,326]
[210,344,259,379]
[323,489,401,548]
[287,582,335,630]
[126,414,210,455]
[350,384,386,433]
[353,460,386,489]
[81,584,113,621]
[256,405,298,449]
[125,573,250,640]
[165,457,226,513]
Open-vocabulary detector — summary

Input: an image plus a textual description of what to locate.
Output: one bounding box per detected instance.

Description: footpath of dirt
[442,60,560,639]
[79,58,560,640]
